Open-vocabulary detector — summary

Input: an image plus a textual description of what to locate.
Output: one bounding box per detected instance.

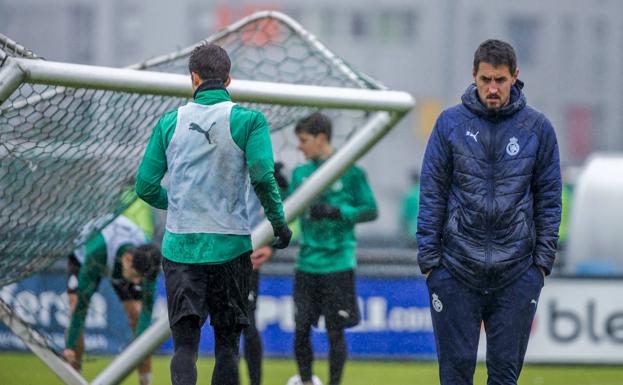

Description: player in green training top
[135,43,291,385]
[289,112,378,385]
[64,215,162,385]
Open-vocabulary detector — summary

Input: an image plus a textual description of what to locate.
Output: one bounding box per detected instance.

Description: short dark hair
[130,244,162,281]
[473,39,517,75]
[188,43,231,83]
[294,112,332,142]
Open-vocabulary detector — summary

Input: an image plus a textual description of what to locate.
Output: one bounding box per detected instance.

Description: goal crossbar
[0,57,414,113]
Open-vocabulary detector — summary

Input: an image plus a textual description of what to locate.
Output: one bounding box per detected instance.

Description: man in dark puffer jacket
[417,39,561,385]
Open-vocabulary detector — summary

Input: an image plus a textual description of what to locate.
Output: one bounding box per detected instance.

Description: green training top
[65,234,156,350]
[290,159,378,273]
[400,183,420,240]
[135,88,285,263]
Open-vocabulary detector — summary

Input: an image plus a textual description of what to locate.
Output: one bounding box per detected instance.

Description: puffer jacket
[416,81,562,292]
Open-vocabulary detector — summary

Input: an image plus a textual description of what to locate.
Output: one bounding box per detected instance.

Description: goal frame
[0,11,414,385]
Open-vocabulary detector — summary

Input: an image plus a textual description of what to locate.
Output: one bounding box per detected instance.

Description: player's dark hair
[295,112,332,142]
[473,39,517,75]
[188,43,231,84]
[130,244,162,281]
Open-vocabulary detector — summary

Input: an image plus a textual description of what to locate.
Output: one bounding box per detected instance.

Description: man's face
[473,62,518,110]
[296,132,325,161]
[121,253,142,284]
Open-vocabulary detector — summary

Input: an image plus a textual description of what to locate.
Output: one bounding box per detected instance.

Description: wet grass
[1,352,622,385]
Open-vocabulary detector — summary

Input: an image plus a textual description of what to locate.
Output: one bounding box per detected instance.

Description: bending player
[64,215,162,385]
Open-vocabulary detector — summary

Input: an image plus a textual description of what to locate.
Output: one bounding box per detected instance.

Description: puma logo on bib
[189,122,216,144]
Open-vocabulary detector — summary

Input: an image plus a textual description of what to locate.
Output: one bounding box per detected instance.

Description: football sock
[243,320,263,385]
[213,325,243,385]
[294,326,314,382]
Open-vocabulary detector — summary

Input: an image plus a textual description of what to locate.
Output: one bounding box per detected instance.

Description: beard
[485,95,504,110]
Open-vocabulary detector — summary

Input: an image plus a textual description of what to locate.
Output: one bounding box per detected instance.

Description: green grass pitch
[1,352,623,385]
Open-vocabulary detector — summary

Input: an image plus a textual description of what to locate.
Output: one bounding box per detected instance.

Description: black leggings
[170,316,200,385]
[243,315,262,385]
[294,326,348,385]
[170,316,243,385]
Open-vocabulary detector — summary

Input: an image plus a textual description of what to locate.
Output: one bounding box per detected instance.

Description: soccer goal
[0,11,414,385]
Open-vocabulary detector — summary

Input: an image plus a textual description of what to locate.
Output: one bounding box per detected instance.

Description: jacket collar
[461,79,526,119]
[193,80,230,105]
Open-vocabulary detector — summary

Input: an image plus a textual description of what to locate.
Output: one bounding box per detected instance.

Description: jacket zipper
[484,123,496,293]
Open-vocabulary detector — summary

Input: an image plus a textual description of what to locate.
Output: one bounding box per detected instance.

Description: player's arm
[416,114,453,274]
[135,277,156,336]
[305,168,377,224]
[136,111,177,210]
[65,235,107,351]
[231,107,290,247]
[531,117,562,276]
[241,111,286,227]
[336,168,378,224]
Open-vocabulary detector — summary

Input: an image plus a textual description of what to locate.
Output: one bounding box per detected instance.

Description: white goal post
[0,297,88,385]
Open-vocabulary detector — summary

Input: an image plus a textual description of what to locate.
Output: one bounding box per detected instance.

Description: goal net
[0,11,410,288]
[0,11,413,385]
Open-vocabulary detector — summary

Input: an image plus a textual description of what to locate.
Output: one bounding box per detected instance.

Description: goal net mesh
[0,13,382,288]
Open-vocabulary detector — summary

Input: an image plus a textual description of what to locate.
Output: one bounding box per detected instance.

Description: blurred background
[3,0,622,243]
[2,0,623,382]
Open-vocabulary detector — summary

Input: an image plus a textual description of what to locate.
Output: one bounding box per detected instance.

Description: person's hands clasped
[272,223,292,249]
[308,203,341,220]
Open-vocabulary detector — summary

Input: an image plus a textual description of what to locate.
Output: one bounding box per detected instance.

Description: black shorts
[294,269,360,331]
[162,252,252,329]
[66,254,142,301]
